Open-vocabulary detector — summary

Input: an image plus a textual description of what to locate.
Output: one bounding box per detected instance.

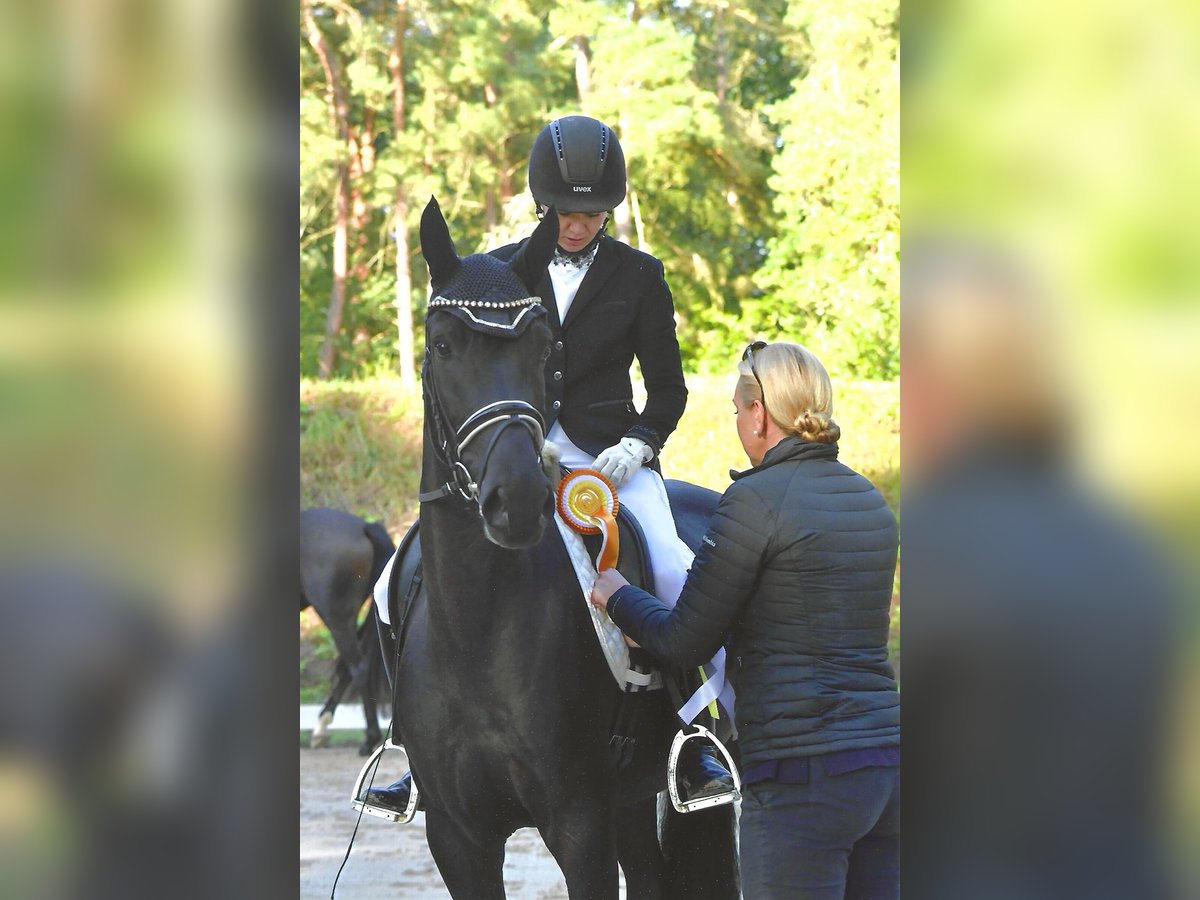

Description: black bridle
[419,350,546,506]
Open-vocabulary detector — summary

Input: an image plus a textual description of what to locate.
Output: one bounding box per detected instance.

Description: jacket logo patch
[702,535,717,548]
[572,186,592,192]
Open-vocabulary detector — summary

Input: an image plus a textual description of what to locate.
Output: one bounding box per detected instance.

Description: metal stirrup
[350,738,421,824]
[666,724,742,814]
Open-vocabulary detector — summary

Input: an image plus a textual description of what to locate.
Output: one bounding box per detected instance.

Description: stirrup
[350,738,420,824]
[667,724,742,814]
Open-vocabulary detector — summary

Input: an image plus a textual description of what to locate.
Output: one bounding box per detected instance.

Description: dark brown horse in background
[380,198,737,898]
[300,507,393,755]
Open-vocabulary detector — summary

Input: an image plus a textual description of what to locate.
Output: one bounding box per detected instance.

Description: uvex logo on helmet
[528,115,627,214]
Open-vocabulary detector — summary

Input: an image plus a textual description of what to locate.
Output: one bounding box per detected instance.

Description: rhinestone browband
[428,296,540,309]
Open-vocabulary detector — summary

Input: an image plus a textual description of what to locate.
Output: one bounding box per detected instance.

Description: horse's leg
[357,624,383,755]
[660,801,740,900]
[616,795,666,900]
[539,801,620,899]
[310,657,352,749]
[423,811,506,900]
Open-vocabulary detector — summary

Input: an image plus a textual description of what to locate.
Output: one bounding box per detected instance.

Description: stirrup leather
[350,738,420,824]
[666,724,742,814]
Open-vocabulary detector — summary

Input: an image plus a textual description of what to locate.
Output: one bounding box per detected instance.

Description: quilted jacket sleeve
[608,480,772,668]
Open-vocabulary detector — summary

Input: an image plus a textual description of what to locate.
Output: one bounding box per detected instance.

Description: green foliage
[300,0,898,379]
[753,0,899,379]
[300,377,425,532]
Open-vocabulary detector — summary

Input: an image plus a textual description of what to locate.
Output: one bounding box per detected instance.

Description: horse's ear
[420,196,460,287]
[509,207,559,294]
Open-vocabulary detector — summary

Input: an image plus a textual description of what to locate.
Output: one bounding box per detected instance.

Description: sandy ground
[300,744,589,899]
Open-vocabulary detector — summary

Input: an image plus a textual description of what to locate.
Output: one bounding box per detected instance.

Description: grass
[300,377,425,536]
[300,374,901,691]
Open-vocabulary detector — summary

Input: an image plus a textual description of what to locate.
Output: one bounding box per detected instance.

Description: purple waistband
[743,746,900,786]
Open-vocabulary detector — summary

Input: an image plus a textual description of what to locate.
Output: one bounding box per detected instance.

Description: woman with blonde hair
[591,341,900,899]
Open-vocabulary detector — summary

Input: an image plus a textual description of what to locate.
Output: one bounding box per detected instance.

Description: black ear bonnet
[427,268,548,340]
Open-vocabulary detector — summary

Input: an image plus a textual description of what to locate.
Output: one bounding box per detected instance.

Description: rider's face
[555,211,606,253]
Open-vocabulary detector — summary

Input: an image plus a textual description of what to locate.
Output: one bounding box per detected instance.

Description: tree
[753,0,900,379]
[301,0,354,379]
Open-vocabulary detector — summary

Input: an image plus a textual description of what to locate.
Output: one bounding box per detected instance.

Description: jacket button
[552,400,561,410]
[553,371,563,381]
[555,341,564,351]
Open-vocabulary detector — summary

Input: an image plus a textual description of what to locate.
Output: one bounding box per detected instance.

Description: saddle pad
[552,512,663,693]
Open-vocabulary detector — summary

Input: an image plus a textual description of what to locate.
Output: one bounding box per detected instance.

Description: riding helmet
[528,116,626,213]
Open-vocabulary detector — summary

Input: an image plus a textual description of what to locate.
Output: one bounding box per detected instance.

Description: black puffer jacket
[608,436,899,766]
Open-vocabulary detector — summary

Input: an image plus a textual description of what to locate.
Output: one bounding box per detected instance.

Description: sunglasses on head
[743,341,769,417]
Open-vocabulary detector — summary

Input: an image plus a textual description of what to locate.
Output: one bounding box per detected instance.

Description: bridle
[419,346,546,506]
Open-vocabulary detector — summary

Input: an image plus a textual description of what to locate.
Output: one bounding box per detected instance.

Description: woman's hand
[590,569,640,647]
[590,568,629,611]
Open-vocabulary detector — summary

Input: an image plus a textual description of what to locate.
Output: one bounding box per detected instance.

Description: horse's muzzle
[479,472,555,549]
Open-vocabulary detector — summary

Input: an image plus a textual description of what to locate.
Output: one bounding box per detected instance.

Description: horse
[381,197,737,898]
[299,507,393,755]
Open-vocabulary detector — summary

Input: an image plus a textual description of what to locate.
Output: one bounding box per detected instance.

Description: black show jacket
[491,234,687,459]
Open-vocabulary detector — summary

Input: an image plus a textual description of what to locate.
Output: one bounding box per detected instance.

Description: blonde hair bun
[793,410,841,444]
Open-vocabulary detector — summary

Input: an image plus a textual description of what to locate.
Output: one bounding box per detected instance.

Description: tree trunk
[319,172,350,379]
[715,4,728,104]
[392,199,414,388]
[630,190,648,253]
[349,108,375,283]
[303,0,353,380]
[573,36,592,109]
[613,112,633,243]
[484,82,499,233]
[389,0,415,388]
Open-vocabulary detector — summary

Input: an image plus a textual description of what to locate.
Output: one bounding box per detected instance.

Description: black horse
[383,198,736,898]
[300,507,393,755]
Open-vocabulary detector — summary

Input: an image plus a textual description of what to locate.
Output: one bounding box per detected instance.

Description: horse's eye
[433,339,452,358]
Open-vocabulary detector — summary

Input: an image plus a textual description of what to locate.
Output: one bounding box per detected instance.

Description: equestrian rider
[366,115,733,815]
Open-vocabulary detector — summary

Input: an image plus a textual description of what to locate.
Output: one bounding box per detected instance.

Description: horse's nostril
[480,488,504,522]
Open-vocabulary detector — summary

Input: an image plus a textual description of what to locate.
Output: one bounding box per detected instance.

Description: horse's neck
[420,504,555,642]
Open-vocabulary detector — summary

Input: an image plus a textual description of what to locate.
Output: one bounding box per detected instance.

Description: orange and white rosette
[556,469,619,572]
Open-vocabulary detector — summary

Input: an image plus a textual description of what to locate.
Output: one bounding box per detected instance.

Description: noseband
[420,357,546,506]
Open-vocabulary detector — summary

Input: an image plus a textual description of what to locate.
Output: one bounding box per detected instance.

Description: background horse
[383,198,736,898]
[300,507,393,755]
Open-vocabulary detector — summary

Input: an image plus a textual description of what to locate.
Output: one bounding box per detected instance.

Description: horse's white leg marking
[309,710,333,748]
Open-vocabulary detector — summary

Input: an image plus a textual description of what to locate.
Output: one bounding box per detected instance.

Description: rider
[365,115,733,815]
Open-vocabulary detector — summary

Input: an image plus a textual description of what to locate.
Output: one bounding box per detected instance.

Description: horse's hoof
[309,711,333,749]
[358,738,380,756]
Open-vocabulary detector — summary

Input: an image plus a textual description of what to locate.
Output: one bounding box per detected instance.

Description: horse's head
[419,197,559,549]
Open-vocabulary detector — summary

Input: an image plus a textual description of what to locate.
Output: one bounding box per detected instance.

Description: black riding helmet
[528,116,626,213]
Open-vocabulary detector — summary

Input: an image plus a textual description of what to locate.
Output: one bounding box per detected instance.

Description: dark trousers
[738,761,899,899]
